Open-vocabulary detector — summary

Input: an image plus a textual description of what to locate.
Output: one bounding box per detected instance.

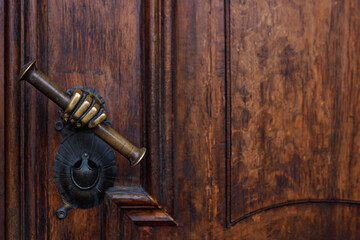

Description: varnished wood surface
[21,0,50,238]
[103,197,122,240]
[4,0,146,239]
[228,0,360,223]
[4,0,21,238]
[2,0,359,239]
[105,186,176,226]
[125,209,176,226]
[45,1,143,237]
[137,0,359,239]
[0,1,5,240]
[107,186,158,207]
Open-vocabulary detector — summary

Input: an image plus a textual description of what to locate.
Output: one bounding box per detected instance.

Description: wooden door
[1,0,359,239]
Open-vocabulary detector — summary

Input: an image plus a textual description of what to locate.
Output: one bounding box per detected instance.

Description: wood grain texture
[127,0,360,239]
[45,0,143,238]
[228,0,360,223]
[10,0,146,239]
[4,0,176,238]
[103,196,122,240]
[217,203,360,240]
[47,0,143,185]
[21,1,51,239]
[103,187,176,239]
[3,0,360,239]
[125,209,176,226]
[142,0,176,218]
[4,0,22,238]
[106,186,176,226]
[0,1,5,239]
[108,186,158,207]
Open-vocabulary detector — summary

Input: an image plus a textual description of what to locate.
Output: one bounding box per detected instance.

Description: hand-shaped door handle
[19,60,146,167]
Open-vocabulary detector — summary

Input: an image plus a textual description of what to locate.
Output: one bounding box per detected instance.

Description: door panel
[229,0,360,222]
[0,1,5,239]
[2,0,359,239]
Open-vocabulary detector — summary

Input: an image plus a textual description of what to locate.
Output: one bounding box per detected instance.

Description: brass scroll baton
[18,60,146,167]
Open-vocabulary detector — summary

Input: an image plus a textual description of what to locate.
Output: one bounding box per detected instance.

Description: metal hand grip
[18,60,146,167]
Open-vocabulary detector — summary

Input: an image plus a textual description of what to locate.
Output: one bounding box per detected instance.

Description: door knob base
[54,119,117,219]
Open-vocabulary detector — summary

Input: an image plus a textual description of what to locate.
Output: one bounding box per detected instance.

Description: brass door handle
[19,60,146,167]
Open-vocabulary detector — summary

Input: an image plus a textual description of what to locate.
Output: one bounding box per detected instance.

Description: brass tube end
[18,59,36,81]
[130,147,147,168]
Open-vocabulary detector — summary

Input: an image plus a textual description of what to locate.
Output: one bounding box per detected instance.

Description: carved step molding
[106,186,177,226]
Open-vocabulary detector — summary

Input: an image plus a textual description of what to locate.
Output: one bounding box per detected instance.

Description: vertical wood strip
[142,0,176,216]
[159,0,176,215]
[224,0,231,227]
[0,0,5,239]
[5,0,22,238]
[22,0,50,238]
[103,196,122,240]
[143,0,159,198]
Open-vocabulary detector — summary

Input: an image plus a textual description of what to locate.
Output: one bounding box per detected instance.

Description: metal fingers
[71,95,93,123]
[62,89,107,128]
[62,89,82,121]
[89,111,107,128]
[79,103,100,127]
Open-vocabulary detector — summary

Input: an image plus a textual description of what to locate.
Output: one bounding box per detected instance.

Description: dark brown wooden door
[1,0,359,239]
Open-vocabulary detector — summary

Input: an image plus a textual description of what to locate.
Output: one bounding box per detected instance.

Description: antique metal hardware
[18,59,146,167]
[19,60,146,218]
[54,124,117,219]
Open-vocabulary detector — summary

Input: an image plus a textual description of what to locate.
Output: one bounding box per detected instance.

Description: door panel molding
[106,186,176,226]
[0,1,5,239]
[103,0,177,232]
[140,0,177,220]
[230,199,360,227]
[4,0,23,238]
[225,0,360,225]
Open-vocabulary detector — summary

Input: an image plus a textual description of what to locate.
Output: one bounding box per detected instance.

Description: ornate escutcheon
[54,122,117,219]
